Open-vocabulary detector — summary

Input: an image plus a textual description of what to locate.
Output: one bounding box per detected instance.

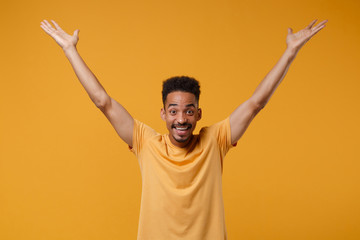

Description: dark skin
[160,91,202,148]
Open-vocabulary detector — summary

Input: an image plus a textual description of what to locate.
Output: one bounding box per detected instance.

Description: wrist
[284,47,298,60]
[63,44,77,54]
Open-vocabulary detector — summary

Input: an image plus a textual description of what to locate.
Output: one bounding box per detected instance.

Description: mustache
[172,123,192,128]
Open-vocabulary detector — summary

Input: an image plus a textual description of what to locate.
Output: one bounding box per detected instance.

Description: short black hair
[162,76,200,106]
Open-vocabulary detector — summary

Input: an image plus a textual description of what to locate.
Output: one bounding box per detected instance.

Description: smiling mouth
[172,124,192,130]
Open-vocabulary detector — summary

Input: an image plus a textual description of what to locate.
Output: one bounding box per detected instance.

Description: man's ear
[160,108,166,121]
[197,108,202,121]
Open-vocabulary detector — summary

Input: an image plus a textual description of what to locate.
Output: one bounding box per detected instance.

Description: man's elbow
[94,93,111,110]
[250,99,265,115]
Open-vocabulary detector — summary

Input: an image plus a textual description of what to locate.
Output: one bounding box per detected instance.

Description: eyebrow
[186,104,196,108]
[167,103,196,109]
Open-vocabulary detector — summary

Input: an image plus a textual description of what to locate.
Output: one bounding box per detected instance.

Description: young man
[40,19,327,239]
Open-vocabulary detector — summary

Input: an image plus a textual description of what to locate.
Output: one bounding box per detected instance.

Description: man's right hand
[40,19,134,147]
[40,20,79,51]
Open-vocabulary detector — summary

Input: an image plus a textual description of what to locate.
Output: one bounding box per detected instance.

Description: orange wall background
[1,0,359,239]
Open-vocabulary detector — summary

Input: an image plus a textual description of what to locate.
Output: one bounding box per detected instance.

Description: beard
[172,135,191,143]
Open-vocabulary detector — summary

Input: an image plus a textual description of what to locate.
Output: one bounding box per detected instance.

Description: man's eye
[170,110,176,114]
[186,110,194,115]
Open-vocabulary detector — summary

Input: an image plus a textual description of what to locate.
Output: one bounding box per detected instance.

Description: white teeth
[176,127,188,130]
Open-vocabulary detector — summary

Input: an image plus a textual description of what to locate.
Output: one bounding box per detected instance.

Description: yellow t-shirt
[131,117,234,240]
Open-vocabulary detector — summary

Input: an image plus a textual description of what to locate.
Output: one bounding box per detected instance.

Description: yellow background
[1,0,359,239]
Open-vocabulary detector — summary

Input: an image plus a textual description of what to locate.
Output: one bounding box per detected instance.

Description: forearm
[251,47,297,108]
[63,45,108,107]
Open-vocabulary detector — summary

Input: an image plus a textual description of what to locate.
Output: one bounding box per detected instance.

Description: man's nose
[177,113,187,124]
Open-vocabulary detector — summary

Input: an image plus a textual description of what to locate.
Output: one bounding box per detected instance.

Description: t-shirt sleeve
[206,117,235,157]
[129,119,157,156]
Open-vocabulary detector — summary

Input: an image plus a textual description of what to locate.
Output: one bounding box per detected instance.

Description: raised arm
[40,20,134,146]
[229,19,328,145]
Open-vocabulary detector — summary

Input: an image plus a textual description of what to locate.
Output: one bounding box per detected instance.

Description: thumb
[73,29,80,38]
[287,28,293,35]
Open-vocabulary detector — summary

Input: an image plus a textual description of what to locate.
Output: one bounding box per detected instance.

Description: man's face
[161,91,202,148]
